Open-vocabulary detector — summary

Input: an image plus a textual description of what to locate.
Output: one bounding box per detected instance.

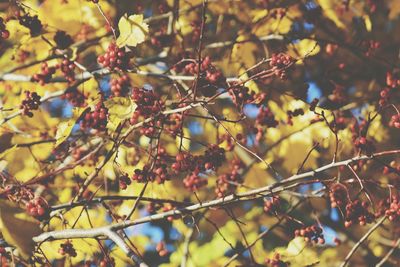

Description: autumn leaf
[116,14,149,48]
[0,201,42,259]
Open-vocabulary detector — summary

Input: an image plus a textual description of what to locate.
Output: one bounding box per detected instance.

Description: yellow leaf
[0,200,42,259]
[104,97,136,131]
[55,107,89,147]
[116,14,149,48]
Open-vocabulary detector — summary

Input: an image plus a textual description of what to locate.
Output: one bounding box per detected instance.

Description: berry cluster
[329,183,348,208]
[25,197,49,220]
[20,91,41,117]
[350,119,375,154]
[18,13,42,36]
[156,241,168,257]
[180,56,226,97]
[384,196,400,222]
[183,172,207,191]
[110,75,130,97]
[228,85,267,112]
[269,53,294,79]
[264,196,282,214]
[294,225,325,244]
[132,147,170,184]
[265,253,287,267]
[215,159,244,197]
[59,241,77,257]
[61,87,86,107]
[344,200,375,227]
[119,174,131,190]
[150,30,173,48]
[254,106,279,141]
[362,40,380,57]
[130,87,164,123]
[97,42,129,71]
[59,58,76,84]
[32,62,57,85]
[164,113,183,137]
[80,102,108,131]
[162,203,179,222]
[0,17,10,40]
[389,113,400,129]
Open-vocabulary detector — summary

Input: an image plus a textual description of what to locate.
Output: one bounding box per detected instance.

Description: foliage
[0,0,399,266]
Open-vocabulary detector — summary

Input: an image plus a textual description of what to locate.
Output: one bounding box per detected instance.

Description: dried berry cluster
[80,102,109,131]
[20,91,41,117]
[294,225,325,244]
[97,42,130,71]
[18,13,42,36]
[59,241,77,257]
[228,85,267,112]
[350,119,375,154]
[119,174,131,190]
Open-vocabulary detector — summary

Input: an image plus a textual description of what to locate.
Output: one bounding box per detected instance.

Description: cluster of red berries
[265,253,287,267]
[119,174,131,190]
[32,62,57,85]
[181,56,226,97]
[59,241,77,257]
[286,108,304,125]
[264,196,282,214]
[350,119,375,154]
[98,258,115,267]
[203,144,226,170]
[329,114,347,132]
[130,87,164,123]
[379,72,399,106]
[329,183,348,208]
[18,13,42,36]
[156,241,168,257]
[59,58,76,84]
[80,102,108,131]
[183,172,208,191]
[254,106,279,141]
[294,225,325,244]
[228,85,267,112]
[26,197,49,220]
[329,84,346,104]
[97,42,129,71]
[20,91,41,117]
[61,87,86,107]
[383,196,400,222]
[164,113,183,137]
[147,202,163,214]
[215,159,244,197]
[389,113,400,129]
[256,107,279,128]
[0,17,10,40]
[132,148,170,184]
[344,200,375,227]
[269,53,294,79]
[110,75,130,97]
